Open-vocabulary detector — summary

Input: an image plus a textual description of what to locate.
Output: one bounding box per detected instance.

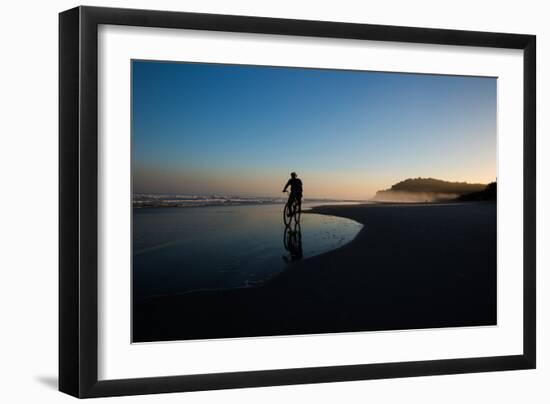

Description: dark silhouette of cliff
[373,177,488,202]
[457,182,496,201]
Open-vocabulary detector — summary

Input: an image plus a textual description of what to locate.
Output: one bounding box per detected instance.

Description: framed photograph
[59,6,536,398]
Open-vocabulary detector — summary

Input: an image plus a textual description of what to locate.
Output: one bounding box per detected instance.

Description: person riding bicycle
[282,172,303,216]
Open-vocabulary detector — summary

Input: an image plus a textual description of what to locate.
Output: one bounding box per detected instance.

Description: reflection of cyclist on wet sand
[283,224,303,263]
[282,172,303,217]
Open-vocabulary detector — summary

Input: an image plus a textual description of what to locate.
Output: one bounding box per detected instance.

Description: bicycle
[283,191,301,227]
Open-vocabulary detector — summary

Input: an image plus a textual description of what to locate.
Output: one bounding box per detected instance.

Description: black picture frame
[59,5,536,398]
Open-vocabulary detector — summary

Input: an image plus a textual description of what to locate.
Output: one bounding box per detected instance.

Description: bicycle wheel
[283,202,292,226]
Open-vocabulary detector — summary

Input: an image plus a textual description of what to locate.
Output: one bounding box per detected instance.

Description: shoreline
[133,199,366,209]
[133,201,497,342]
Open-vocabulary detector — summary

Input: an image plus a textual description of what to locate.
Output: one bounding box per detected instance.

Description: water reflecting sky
[133,203,362,301]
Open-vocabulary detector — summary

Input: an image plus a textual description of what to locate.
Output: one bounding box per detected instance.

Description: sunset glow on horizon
[132,61,497,200]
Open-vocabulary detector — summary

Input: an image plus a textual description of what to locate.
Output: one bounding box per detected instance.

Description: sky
[132,60,496,200]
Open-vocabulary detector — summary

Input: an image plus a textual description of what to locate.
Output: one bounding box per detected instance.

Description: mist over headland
[372,177,495,203]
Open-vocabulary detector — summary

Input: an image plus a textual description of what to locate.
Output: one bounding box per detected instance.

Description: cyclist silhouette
[282,172,303,217]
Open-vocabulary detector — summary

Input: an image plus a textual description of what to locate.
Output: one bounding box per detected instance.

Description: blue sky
[132,60,496,199]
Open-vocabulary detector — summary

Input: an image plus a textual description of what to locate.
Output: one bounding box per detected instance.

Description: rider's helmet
[291,172,297,178]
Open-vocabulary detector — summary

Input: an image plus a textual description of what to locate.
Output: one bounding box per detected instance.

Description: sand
[133,202,496,342]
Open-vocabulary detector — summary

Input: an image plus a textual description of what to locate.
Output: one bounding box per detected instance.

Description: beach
[133,201,496,342]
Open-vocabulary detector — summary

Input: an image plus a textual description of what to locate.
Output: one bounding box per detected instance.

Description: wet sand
[133,202,496,342]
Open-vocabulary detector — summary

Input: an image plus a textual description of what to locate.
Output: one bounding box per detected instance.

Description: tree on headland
[388,177,486,194]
